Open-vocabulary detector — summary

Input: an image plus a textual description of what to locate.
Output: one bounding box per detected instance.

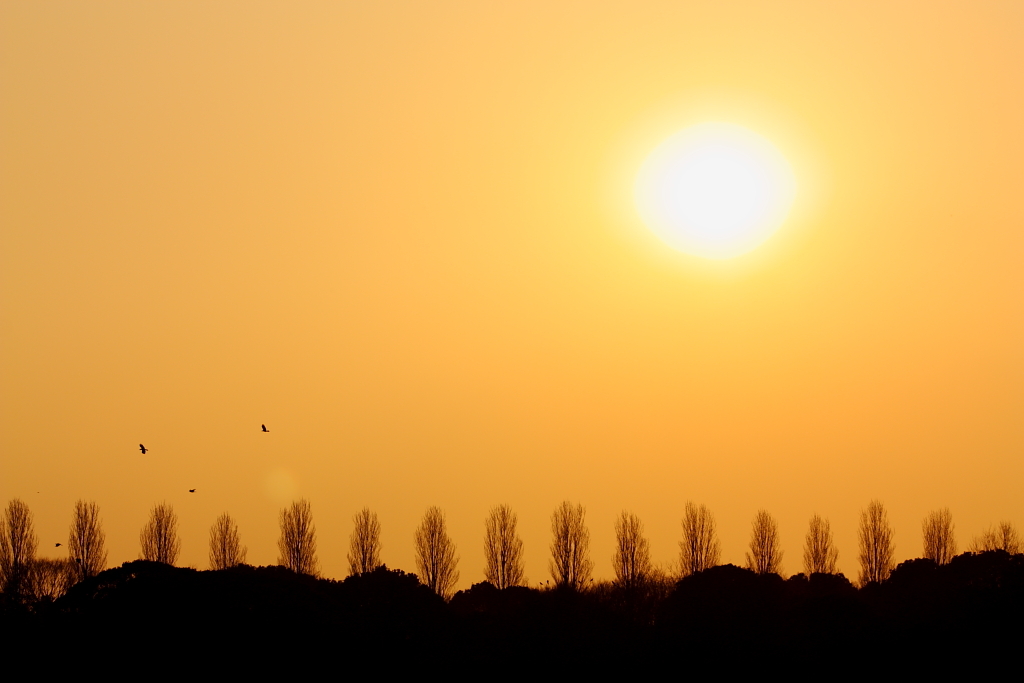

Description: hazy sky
[2,1,1022,587]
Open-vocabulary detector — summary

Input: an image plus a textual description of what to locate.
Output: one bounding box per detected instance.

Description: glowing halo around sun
[634,123,796,260]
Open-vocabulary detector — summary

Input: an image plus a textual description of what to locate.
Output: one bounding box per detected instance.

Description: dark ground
[3,551,1022,673]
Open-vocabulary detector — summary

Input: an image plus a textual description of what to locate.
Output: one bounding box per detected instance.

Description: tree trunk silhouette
[679,502,720,577]
[858,499,894,586]
[922,508,956,565]
[746,509,783,575]
[549,501,592,590]
[140,503,180,565]
[0,499,38,597]
[612,511,651,589]
[278,499,318,576]
[483,504,524,589]
[347,507,381,576]
[209,512,247,570]
[803,514,838,575]
[414,506,459,599]
[69,500,107,582]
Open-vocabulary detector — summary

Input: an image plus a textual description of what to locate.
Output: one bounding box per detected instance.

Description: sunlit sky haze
[1,2,1022,587]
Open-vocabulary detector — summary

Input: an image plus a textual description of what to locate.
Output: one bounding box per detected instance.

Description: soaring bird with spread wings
[139,444,148,454]
[262,424,269,432]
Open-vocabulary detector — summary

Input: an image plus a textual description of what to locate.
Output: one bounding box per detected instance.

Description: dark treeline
[10,497,1022,592]
[2,551,1023,670]
[3,496,1023,669]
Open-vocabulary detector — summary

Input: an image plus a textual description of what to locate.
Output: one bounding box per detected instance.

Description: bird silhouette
[139,444,147,454]
[262,424,269,432]
[189,489,196,493]
[55,543,61,547]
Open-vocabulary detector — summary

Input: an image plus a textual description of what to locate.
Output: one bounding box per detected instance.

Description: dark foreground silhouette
[3,552,1022,671]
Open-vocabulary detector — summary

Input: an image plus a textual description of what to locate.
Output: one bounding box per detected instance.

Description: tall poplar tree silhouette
[858,500,894,586]
[746,509,783,575]
[803,514,838,575]
[612,511,651,589]
[679,502,720,577]
[415,506,459,599]
[140,503,180,566]
[549,501,593,590]
[922,508,956,565]
[69,500,107,582]
[483,504,524,589]
[209,512,247,570]
[347,507,381,576]
[278,499,318,576]
[0,499,38,596]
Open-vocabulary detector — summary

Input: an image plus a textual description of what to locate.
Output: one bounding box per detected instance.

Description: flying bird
[261,424,269,432]
[55,543,61,548]
[189,489,196,493]
[139,444,147,454]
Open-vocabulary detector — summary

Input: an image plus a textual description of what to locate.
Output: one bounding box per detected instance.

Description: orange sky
[2,2,1022,587]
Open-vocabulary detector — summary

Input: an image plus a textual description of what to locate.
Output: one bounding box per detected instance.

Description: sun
[634,123,796,259]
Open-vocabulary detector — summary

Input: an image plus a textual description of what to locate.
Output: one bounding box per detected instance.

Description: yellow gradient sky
[2,2,1022,586]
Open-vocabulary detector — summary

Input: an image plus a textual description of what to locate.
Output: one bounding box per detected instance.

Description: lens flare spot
[265,468,298,502]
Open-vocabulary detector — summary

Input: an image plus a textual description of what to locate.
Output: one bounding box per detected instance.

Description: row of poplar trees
[1,497,1020,601]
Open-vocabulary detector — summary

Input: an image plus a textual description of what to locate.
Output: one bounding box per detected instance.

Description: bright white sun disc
[634,123,796,259]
